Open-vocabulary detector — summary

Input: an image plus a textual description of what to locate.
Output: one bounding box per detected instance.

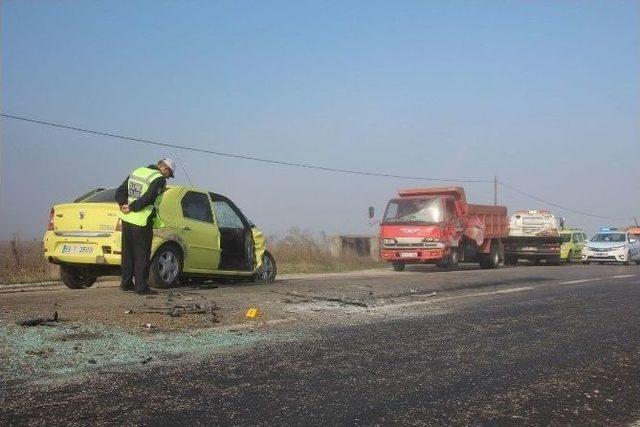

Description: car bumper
[43,230,122,265]
[582,250,628,262]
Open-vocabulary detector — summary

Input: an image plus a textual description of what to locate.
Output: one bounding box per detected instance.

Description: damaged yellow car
[43,186,276,289]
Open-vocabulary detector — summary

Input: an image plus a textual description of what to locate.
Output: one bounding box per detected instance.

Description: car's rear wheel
[149,245,183,288]
[60,265,97,289]
[252,251,277,284]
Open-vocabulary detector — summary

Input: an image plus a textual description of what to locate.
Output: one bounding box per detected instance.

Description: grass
[0,230,384,284]
[269,228,385,274]
[0,237,58,284]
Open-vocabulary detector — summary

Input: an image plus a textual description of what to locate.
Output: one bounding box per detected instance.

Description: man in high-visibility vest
[115,158,175,294]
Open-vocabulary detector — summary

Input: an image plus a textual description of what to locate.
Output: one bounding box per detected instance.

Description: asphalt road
[2,264,640,426]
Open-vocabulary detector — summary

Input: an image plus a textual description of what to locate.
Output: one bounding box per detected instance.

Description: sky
[1,0,639,240]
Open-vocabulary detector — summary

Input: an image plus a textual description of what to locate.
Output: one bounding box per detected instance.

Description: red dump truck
[372,187,508,271]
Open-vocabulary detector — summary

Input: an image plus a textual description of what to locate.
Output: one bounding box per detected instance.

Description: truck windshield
[383,197,443,224]
[590,233,626,243]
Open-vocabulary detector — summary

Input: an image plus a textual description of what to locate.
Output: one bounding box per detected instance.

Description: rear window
[80,188,117,203]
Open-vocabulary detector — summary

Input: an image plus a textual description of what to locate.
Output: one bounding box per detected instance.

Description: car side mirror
[630,238,638,244]
[368,206,375,219]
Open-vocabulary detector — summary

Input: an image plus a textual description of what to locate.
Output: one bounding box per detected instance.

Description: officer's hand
[120,205,131,214]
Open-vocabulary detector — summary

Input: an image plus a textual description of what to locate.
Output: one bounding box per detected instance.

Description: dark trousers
[121,220,153,292]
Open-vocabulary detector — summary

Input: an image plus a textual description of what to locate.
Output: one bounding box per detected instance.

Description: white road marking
[494,286,535,294]
[559,278,604,285]
[612,274,636,279]
[372,286,536,311]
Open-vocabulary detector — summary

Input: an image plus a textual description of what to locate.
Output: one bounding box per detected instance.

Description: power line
[3,113,630,222]
[1,113,492,184]
[498,180,628,221]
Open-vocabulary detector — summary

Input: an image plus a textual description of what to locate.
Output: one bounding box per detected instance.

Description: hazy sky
[2,0,639,240]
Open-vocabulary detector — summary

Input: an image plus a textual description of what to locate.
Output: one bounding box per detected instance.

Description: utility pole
[494,176,498,206]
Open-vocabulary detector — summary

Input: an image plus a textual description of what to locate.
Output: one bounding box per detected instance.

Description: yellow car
[43,186,276,289]
[560,228,588,264]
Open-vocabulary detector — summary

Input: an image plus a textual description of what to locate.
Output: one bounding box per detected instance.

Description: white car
[582,230,640,265]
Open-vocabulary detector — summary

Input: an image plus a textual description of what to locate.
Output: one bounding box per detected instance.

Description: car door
[629,234,640,261]
[179,190,221,272]
[211,196,255,271]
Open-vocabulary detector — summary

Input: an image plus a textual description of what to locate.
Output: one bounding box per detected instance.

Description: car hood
[587,241,627,249]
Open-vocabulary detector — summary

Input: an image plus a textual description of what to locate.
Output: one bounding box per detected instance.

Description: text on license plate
[522,247,538,252]
[61,245,93,254]
[400,252,418,258]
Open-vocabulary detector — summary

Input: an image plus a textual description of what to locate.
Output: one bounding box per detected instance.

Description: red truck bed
[468,204,509,239]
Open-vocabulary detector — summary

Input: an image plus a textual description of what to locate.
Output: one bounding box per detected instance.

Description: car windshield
[383,197,443,224]
[80,188,117,203]
[560,234,571,243]
[590,233,626,243]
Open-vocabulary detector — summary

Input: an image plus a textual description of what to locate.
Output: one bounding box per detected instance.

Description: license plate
[61,244,93,254]
[593,252,608,257]
[522,247,538,252]
[400,252,418,258]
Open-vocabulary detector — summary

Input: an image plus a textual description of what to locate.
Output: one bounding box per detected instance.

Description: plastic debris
[245,308,260,318]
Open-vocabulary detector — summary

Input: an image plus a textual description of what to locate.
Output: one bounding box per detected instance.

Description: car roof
[594,230,627,235]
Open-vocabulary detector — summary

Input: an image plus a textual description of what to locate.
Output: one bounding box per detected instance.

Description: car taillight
[115,219,122,232]
[48,208,55,231]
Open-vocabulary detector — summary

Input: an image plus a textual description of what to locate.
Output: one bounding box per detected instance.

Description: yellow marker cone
[245,308,260,318]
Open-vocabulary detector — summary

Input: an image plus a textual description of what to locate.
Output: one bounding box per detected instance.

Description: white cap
[160,158,176,177]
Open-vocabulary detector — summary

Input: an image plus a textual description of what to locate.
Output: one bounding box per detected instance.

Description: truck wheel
[448,248,460,268]
[392,262,406,272]
[565,250,573,264]
[149,245,183,289]
[480,244,500,269]
[251,251,277,284]
[60,265,97,289]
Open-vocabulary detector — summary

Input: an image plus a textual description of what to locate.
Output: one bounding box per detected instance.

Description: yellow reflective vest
[119,167,165,228]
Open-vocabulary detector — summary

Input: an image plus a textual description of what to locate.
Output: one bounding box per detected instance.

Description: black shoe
[135,288,158,295]
[120,284,134,292]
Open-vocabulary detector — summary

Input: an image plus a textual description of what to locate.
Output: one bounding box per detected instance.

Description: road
[1,264,639,426]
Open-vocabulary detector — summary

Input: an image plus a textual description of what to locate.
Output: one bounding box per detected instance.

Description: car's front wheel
[252,251,277,284]
[149,245,183,288]
[60,265,97,289]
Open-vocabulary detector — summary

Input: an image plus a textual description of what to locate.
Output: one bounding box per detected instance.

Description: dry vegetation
[0,230,384,284]
[0,236,58,284]
[269,228,384,274]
